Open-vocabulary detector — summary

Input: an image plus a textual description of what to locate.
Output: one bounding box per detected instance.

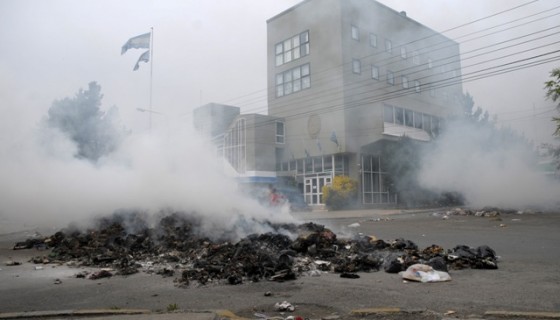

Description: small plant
[108,306,120,310]
[322,175,358,210]
[167,303,179,312]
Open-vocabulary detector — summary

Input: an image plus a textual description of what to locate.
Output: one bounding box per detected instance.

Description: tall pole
[149,27,154,131]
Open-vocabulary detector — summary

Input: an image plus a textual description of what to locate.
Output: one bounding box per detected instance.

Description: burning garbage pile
[14,211,498,285]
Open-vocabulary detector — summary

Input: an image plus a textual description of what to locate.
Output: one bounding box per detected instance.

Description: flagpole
[149,27,154,132]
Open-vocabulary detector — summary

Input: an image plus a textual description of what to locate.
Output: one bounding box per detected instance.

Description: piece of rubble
[274,300,295,312]
[5,260,21,266]
[399,264,451,283]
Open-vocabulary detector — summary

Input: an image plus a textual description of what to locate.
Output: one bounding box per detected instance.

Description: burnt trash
[11,210,500,287]
[340,272,360,279]
[447,245,498,270]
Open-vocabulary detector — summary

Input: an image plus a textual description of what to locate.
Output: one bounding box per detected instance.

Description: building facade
[267,0,464,206]
[194,0,464,207]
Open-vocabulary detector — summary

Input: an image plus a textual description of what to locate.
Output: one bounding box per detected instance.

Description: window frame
[352,59,361,74]
[371,65,379,80]
[276,121,285,144]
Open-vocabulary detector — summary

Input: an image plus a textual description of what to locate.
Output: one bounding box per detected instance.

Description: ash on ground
[13,210,499,286]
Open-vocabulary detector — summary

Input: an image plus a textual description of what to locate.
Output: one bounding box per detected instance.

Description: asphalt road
[1,208,559,319]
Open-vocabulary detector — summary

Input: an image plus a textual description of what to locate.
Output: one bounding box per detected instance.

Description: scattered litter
[347,222,360,228]
[89,269,113,280]
[11,211,500,287]
[274,300,295,312]
[5,260,21,266]
[340,272,360,279]
[444,310,456,315]
[264,291,272,297]
[399,264,451,283]
[34,266,44,270]
[511,219,521,222]
[53,278,62,285]
[499,224,507,228]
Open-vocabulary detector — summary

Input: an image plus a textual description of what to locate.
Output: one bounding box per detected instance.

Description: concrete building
[267,0,463,206]
[194,0,464,207]
[193,103,282,185]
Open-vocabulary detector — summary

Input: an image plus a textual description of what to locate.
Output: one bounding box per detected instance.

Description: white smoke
[0,114,296,238]
[419,120,560,209]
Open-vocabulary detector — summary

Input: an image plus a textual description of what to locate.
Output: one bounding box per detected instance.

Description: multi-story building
[194,0,464,207]
[267,0,463,206]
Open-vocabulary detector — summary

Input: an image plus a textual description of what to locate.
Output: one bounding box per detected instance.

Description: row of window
[223,118,246,173]
[276,63,311,97]
[351,25,457,74]
[278,154,349,175]
[275,30,310,67]
[353,59,423,93]
[383,104,440,133]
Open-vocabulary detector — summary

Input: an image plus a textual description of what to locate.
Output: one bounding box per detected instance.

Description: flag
[305,149,310,158]
[316,138,322,153]
[330,131,339,146]
[133,50,150,71]
[121,32,151,55]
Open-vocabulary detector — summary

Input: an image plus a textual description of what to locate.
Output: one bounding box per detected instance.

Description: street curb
[0,309,151,319]
[214,310,250,320]
[484,311,560,318]
[350,307,402,316]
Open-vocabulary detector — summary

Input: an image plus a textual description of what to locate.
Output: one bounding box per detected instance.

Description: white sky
[0,0,558,143]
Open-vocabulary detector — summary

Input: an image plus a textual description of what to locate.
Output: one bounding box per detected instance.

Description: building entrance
[304,175,332,205]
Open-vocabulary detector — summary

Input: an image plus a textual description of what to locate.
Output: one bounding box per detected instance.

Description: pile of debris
[14,211,498,286]
[440,207,532,217]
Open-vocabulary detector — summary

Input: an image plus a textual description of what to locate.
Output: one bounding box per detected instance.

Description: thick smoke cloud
[0,93,295,239]
[418,120,560,209]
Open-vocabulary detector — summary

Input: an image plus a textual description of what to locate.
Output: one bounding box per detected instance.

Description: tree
[543,67,560,171]
[46,82,127,162]
[544,67,560,136]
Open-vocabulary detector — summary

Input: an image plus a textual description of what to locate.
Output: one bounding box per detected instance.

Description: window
[351,25,359,40]
[394,107,404,125]
[276,121,285,144]
[387,70,394,85]
[405,110,413,127]
[401,75,409,89]
[276,63,311,97]
[414,112,423,129]
[369,33,377,47]
[400,46,407,59]
[384,105,394,122]
[412,51,420,65]
[385,39,392,54]
[371,65,379,80]
[275,30,310,66]
[427,58,433,69]
[414,80,421,93]
[352,59,361,74]
[422,113,431,131]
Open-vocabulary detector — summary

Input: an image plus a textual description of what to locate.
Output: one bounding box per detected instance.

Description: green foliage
[46,81,127,162]
[322,175,358,210]
[544,68,560,136]
[544,68,560,170]
[166,303,179,312]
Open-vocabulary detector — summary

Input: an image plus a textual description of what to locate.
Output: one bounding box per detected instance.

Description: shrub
[322,176,358,210]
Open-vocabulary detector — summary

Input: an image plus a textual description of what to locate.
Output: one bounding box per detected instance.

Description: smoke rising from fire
[0,111,295,239]
[418,119,560,209]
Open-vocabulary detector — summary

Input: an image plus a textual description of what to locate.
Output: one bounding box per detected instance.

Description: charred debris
[14,211,498,286]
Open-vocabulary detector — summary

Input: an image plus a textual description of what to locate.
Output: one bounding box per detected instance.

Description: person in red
[269,187,281,206]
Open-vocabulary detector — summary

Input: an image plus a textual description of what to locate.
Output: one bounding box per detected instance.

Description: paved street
[1,208,559,319]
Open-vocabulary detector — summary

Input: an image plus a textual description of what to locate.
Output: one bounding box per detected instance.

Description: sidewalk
[292,207,440,220]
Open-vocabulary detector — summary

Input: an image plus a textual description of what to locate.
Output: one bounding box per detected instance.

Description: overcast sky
[1,0,558,143]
